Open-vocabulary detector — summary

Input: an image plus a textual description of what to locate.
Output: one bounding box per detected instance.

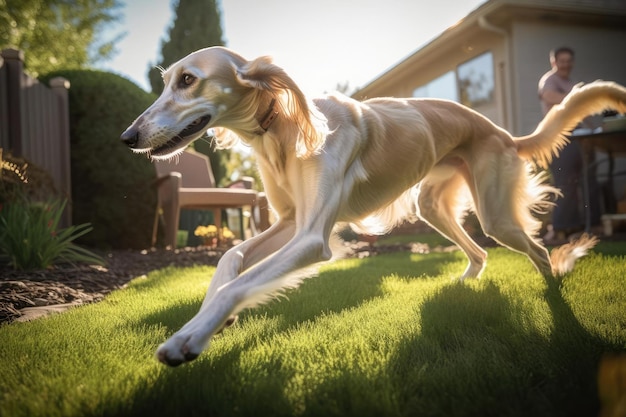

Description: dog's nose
[120,127,139,148]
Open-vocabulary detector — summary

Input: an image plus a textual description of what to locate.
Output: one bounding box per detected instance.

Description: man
[539,47,576,114]
[538,47,601,242]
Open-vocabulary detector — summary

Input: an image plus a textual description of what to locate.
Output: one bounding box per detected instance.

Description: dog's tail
[550,234,598,276]
[515,81,626,168]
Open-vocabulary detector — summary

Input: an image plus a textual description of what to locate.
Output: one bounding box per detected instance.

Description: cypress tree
[148,0,225,95]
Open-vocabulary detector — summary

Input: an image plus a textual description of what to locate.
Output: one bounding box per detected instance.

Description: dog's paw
[155,315,238,366]
[156,334,206,367]
[458,261,486,281]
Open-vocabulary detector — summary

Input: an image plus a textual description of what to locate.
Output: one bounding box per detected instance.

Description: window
[457,52,494,108]
[413,71,458,102]
[413,52,495,110]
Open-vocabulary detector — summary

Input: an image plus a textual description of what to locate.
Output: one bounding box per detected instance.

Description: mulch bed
[0,246,225,325]
[1,240,427,325]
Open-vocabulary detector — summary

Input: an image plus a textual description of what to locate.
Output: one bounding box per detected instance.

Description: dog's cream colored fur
[121,47,626,366]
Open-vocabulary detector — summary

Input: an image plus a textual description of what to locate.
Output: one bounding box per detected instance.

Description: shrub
[0,198,103,270]
[0,149,58,204]
[41,70,158,249]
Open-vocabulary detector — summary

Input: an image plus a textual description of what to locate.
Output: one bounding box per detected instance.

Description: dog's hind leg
[416,169,487,280]
[480,219,551,276]
[468,151,553,276]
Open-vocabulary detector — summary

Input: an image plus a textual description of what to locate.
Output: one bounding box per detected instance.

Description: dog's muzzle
[120,115,212,152]
[120,126,140,148]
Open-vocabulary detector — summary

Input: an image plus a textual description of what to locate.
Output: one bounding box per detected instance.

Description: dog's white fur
[121,47,626,366]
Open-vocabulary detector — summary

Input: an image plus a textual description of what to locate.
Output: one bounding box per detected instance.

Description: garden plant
[0,150,102,270]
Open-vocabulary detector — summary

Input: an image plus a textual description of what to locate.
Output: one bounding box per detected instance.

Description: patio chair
[152,149,270,247]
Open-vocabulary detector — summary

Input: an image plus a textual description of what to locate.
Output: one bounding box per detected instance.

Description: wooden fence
[0,48,72,227]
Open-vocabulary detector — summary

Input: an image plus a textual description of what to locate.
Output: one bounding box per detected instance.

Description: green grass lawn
[1,238,625,417]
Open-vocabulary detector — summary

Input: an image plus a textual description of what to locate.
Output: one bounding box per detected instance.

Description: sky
[98,0,487,96]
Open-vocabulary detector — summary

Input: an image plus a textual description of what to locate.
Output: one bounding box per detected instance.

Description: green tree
[0,0,122,78]
[148,0,224,95]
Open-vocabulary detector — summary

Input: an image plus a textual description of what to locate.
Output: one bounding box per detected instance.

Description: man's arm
[540,88,568,107]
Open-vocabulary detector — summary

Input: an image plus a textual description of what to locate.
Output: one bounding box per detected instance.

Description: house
[353,0,626,206]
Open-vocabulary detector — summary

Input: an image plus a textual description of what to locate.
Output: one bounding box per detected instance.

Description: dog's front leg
[154,220,295,366]
[156,194,338,366]
[203,219,296,303]
[156,229,332,366]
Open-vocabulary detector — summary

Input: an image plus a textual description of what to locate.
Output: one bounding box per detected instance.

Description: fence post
[2,49,24,156]
[0,55,6,147]
[49,77,72,228]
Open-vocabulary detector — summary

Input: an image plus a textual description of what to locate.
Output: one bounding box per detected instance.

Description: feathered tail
[515,81,626,276]
[516,81,626,169]
[550,234,598,276]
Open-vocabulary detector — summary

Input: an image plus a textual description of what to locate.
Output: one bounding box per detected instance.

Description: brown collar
[258,98,279,132]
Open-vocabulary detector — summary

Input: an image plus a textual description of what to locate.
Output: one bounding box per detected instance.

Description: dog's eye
[180,73,196,88]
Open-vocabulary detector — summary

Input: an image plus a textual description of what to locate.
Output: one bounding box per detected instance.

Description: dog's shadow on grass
[122,251,456,416]
[123,251,615,416]
[248,251,457,327]
[138,251,456,335]
[385,277,614,416]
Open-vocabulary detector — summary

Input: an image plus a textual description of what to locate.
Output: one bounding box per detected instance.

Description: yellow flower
[221,227,234,239]
[194,224,218,237]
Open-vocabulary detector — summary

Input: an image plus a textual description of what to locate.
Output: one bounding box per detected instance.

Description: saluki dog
[121,47,626,366]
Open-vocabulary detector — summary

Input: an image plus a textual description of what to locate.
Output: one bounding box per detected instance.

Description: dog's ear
[236,56,327,158]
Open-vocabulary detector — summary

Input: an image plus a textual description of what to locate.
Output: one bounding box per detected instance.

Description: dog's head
[121,46,327,160]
